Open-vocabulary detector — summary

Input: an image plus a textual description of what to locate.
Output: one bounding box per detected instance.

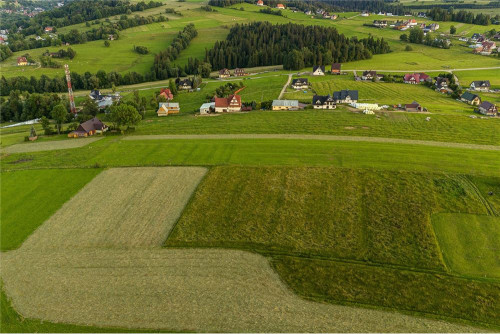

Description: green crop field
[432,213,500,279]
[0,168,102,250]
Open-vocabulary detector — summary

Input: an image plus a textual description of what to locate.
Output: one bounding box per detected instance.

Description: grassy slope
[2,137,499,177]
[0,168,101,250]
[432,213,500,278]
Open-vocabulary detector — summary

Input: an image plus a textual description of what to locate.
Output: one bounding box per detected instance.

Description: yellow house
[157,102,180,116]
[17,57,28,66]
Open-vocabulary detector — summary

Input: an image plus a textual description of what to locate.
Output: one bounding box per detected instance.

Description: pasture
[2,136,102,153]
[432,213,500,279]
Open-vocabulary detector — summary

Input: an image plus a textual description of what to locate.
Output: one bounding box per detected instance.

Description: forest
[205,22,391,70]
[426,7,496,25]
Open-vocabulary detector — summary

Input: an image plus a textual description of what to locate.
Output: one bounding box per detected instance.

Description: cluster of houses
[459,80,498,116]
[218,68,247,78]
[372,18,439,33]
[89,90,122,110]
[0,29,8,45]
[255,1,338,19]
[467,33,497,56]
[309,63,342,76]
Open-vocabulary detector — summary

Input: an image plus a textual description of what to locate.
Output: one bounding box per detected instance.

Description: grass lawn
[0,168,102,250]
[432,213,500,279]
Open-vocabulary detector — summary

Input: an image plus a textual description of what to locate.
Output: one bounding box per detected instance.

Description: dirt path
[123,134,500,151]
[278,73,293,99]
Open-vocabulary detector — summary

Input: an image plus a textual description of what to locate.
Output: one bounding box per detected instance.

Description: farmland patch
[2,137,103,154]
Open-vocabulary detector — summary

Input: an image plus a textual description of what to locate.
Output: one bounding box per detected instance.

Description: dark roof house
[68,117,108,137]
[333,90,358,102]
[478,101,498,116]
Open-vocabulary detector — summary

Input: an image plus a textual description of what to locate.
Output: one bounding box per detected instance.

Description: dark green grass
[0,169,102,251]
[131,110,500,146]
[432,213,500,279]
[470,175,500,213]
[166,167,489,269]
[2,138,499,177]
[272,256,500,328]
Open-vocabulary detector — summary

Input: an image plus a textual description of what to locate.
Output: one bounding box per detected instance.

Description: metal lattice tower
[64,64,77,114]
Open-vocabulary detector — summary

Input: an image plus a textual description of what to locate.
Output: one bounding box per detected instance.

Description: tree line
[205,22,390,71]
[426,7,496,25]
[400,28,450,49]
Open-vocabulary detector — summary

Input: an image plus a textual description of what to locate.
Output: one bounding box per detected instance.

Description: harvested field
[20,167,207,250]
[1,248,482,333]
[2,137,103,154]
[123,134,500,151]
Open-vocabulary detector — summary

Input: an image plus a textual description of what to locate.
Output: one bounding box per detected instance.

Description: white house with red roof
[214,95,242,113]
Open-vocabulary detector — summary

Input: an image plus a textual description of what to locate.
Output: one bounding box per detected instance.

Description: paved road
[123,134,500,151]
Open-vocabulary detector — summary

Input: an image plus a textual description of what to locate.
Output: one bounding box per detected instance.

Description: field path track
[278,73,293,99]
[123,134,500,151]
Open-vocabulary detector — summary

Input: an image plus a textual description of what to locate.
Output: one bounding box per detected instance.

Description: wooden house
[291,78,309,89]
[157,102,180,116]
[234,68,247,77]
[219,68,231,78]
[333,90,358,104]
[478,101,498,116]
[405,101,424,112]
[215,94,242,113]
[17,57,28,66]
[68,117,108,138]
[470,80,490,92]
[331,63,341,74]
[460,92,481,106]
[177,78,193,90]
[404,73,430,84]
[312,95,336,109]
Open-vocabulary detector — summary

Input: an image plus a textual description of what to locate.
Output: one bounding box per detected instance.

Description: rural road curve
[123,134,500,151]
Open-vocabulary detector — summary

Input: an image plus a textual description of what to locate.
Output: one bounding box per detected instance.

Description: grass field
[432,213,500,279]
[2,137,103,153]
[0,168,102,251]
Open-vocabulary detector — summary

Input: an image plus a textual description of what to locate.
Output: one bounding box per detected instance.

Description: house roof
[292,78,308,85]
[158,102,179,108]
[215,94,241,108]
[405,103,420,109]
[17,56,27,63]
[234,68,246,72]
[363,70,377,76]
[471,80,491,87]
[331,63,341,70]
[479,101,496,110]
[313,65,325,73]
[333,90,358,101]
[272,100,299,107]
[78,117,106,133]
[460,92,479,101]
[313,94,335,104]
[200,102,215,109]
[178,79,192,86]
[219,68,230,74]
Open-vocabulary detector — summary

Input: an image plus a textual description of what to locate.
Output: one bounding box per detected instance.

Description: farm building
[477,101,498,116]
[312,65,325,76]
[312,95,336,109]
[219,68,231,78]
[331,63,341,74]
[215,94,242,113]
[291,78,309,89]
[157,102,180,116]
[177,79,193,90]
[470,80,491,92]
[17,57,28,66]
[234,68,247,76]
[350,103,381,110]
[159,88,174,101]
[460,92,481,106]
[333,90,358,104]
[199,102,215,115]
[405,101,425,112]
[272,100,300,111]
[68,117,108,138]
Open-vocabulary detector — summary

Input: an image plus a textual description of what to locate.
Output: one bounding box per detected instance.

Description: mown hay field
[432,213,500,279]
[20,167,207,250]
[0,168,102,251]
[1,137,103,154]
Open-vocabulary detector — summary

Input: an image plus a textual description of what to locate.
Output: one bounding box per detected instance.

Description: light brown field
[0,167,485,332]
[1,137,103,153]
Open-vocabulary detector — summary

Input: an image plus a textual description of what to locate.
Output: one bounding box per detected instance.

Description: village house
[404,73,431,84]
[272,100,300,111]
[470,80,490,92]
[312,95,336,109]
[291,78,309,90]
[108,34,115,40]
[219,68,231,78]
[435,77,451,93]
[312,65,325,76]
[407,19,417,26]
[373,20,387,28]
[331,14,338,20]
[460,92,481,106]
[44,26,53,33]
[68,117,108,138]
[471,33,484,42]
[177,78,193,90]
[331,63,341,74]
[157,102,180,116]
[405,101,425,112]
[89,90,102,100]
[477,101,498,116]
[199,102,215,115]
[159,88,174,100]
[477,41,496,55]
[423,23,439,32]
[276,3,285,9]
[333,90,358,104]
[257,0,264,5]
[215,94,242,113]
[417,12,426,18]
[361,11,369,17]
[17,56,28,66]
[361,70,383,81]
[234,68,247,77]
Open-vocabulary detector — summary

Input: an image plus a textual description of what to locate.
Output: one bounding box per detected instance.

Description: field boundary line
[122,134,500,151]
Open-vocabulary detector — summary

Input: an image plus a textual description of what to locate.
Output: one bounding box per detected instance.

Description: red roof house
[276,3,285,9]
[159,88,174,100]
[257,0,264,5]
[404,73,430,84]
[214,94,242,113]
